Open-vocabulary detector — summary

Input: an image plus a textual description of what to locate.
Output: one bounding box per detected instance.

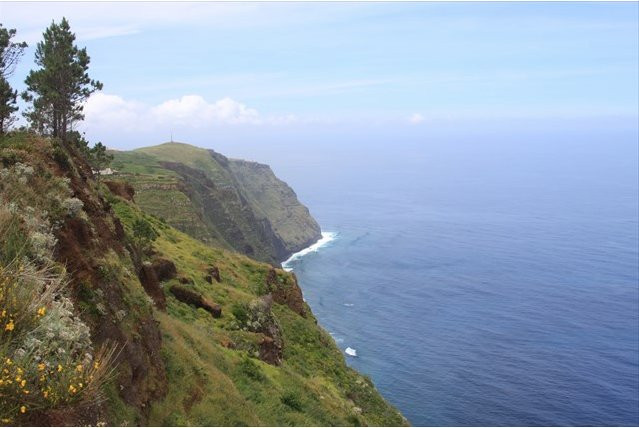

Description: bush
[0,199,118,423]
[131,218,158,253]
[231,304,249,325]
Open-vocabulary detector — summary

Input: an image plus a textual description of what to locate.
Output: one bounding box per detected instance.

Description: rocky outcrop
[245,295,283,365]
[151,258,177,281]
[266,268,306,317]
[169,285,222,318]
[51,142,167,419]
[104,179,135,201]
[205,265,221,283]
[138,262,166,310]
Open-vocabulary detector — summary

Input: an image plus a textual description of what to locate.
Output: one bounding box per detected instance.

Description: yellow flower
[20,406,26,414]
[1,418,11,423]
[43,390,48,398]
[57,364,63,372]
[23,389,29,394]
[78,382,83,388]
[4,358,10,366]
[75,364,83,372]
[4,320,14,331]
[1,310,6,317]
[37,307,46,317]
[16,368,22,375]
[37,363,45,371]
[20,380,26,387]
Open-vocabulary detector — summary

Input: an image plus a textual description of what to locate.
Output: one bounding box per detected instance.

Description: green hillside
[110,143,321,266]
[0,133,407,426]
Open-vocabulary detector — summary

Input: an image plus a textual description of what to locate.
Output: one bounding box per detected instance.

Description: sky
[0,1,638,152]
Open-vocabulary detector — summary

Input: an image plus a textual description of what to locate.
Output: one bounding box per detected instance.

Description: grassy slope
[111,198,407,426]
[111,142,321,264]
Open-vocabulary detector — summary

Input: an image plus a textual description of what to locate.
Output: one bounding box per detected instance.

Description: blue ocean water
[273,123,639,426]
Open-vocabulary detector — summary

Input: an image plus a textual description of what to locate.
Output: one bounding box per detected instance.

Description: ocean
[225,121,639,426]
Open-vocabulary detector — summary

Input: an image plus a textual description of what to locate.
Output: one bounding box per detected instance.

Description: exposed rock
[104,180,135,201]
[138,262,166,310]
[208,265,221,282]
[266,268,306,317]
[244,295,283,365]
[259,336,282,366]
[151,258,177,282]
[169,285,222,318]
[51,142,167,420]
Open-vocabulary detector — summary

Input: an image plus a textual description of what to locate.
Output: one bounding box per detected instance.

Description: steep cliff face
[111,143,321,265]
[1,133,407,426]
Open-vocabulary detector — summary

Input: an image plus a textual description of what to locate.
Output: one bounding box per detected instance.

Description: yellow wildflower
[37,307,46,317]
[43,390,48,398]
[57,364,63,372]
[17,368,22,375]
[4,320,14,331]
[23,389,29,394]
[93,361,100,369]
[20,406,26,414]
[4,358,10,365]
[76,364,83,372]
[1,418,11,423]
[20,380,26,387]
[37,363,45,371]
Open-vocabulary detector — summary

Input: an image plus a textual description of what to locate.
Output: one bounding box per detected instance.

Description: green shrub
[231,303,249,325]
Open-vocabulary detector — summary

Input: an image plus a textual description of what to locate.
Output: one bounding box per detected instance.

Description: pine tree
[0,23,27,135]
[22,18,102,139]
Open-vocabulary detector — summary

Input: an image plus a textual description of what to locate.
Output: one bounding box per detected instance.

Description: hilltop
[109,142,322,265]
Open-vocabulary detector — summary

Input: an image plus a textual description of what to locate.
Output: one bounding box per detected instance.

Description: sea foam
[282,231,337,271]
[345,347,357,357]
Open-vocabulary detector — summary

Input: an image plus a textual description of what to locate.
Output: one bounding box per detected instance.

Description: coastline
[282,231,337,271]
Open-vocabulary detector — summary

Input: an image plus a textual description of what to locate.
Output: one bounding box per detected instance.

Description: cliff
[0,132,407,426]
[110,142,321,265]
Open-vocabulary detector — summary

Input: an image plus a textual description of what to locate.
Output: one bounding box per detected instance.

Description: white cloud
[408,113,425,124]
[82,93,294,133]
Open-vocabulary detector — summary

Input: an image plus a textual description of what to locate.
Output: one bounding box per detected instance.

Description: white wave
[282,231,337,271]
[343,303,354,307]
[345,347,357,357]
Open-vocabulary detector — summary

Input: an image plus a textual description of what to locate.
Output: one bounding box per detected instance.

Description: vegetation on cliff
[0,16,406,427]
[110,143,321,265]
[0,132,407,426]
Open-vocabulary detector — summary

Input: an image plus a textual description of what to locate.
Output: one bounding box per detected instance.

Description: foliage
[89,142,113,179]
[22,18,102,139]
[0,24,27,135]
[0,206,117,424]
[131,217,158,253]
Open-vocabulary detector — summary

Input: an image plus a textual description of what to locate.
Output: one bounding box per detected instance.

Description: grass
[110,197,407,426]
[0,133,406,426]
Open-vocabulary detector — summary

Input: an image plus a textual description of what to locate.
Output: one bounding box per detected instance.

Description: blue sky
[1,2,637,150]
